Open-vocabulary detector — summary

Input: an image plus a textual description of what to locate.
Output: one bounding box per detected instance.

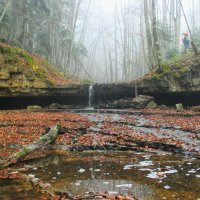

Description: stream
[1,151,200,199]
[0,110,200,199]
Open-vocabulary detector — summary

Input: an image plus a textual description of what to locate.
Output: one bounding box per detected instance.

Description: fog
[75,0,198,82]
[0,0,199,83]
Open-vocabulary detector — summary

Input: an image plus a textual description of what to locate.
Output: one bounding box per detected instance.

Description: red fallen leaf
[0,110,199,159]
[10,158,17,163]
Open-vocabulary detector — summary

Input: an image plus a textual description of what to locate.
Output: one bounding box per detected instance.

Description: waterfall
[88,85,94,108]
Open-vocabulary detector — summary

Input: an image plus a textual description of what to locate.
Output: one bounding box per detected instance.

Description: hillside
[137,53,200,93]
[0,42,79,90]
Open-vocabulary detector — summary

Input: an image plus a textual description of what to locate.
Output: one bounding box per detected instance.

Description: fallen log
[1,125,60,169]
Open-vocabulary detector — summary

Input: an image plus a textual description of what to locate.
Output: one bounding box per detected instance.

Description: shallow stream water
[1,151,200,200]
[0,110,200,200]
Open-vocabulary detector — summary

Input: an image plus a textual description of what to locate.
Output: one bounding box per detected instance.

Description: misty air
[0,0,200,199]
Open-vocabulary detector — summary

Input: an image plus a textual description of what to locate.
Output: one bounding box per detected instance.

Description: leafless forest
[0,0,199,82]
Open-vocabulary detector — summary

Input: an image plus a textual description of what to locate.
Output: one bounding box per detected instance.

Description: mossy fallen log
[1,125,60,169]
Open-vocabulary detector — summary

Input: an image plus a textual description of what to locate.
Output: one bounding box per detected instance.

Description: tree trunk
[109,51,113,82]
[114,0,118,82]
[152,0,162,70]
[144,0,154,69]
[1,125,60,169]
[122,10,128,81]
[66,0,82,72]
[0,0,12,23]
[174,0,181,49]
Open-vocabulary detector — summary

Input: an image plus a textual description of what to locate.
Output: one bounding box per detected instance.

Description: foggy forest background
[0,0,199,83]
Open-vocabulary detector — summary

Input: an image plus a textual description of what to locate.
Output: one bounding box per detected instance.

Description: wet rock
[95,99,133,109]
[112,99,135,109]
[27,105,42,110]
[176,103,184,111]
[191,105,200,112]
[146,101,157,109]
[160,105,167,108]
[93,83,135,103]
[95,103,110,109]
[137,56,200,94]
[96,95,156,109]
[132,95,155,109]
[49,103,74,109]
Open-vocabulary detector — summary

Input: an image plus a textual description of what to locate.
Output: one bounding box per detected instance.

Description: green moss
[0,44,46,78]
[161,63,170,74]
[0,44,13,54]
[151,74,162,81]
[0,43,72,85]
[170,55,181,62]
[20,52,47,78]
[80,79,94,84]
[173,72,181,78]
[150,62,170,81]
[150,57,191,81]
[191,105,200,112]
[4,54,19,64]
[15,147,29,157]
[180,67,189,74]
[46,81,55,87]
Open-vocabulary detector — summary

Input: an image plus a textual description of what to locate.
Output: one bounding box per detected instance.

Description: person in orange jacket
[182,32,190,52]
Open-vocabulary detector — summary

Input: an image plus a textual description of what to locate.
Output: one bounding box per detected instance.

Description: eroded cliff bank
[0,43,88,108]
[1,42,200,109]
[94,54,200,107]
[137,53,200,93]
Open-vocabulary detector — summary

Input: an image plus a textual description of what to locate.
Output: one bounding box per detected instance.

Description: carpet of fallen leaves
[144,115,200,132]
[0,109,199,160]
[129,107,200,116]
[0,109,199,200]
[0,111,93,158]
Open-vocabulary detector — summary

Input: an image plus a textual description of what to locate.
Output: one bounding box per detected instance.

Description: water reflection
[24,152,200,199]
[69,179,153,200]
[0,151,200,199]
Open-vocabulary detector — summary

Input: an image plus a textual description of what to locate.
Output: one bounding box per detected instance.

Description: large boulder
[95,99,135,109]
[112,99,135,109]
[191,105,200,112]
[96,95,157,109]
[176,103,184,111]
[27,105,42,110]
[49,103,74,109]
[132,95,156,109]
[146,101,157,109]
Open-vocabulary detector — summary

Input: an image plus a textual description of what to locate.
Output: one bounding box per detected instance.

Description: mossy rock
[191,106,200,112]
[80,79,94,84]
[176,103,184,111]
[146,101,157,109]
[151,74,162,81]
[27,105,42,110]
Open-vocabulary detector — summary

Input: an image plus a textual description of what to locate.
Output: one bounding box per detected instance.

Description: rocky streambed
[0,108,199,199]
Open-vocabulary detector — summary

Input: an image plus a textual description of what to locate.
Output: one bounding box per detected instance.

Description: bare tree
[144,0,154,69]
[152,0,162,69]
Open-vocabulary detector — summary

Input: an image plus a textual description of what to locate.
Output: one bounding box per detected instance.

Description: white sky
[85,0,192,41]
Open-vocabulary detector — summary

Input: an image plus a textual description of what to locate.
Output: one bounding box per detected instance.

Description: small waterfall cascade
[88,85,94,108]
